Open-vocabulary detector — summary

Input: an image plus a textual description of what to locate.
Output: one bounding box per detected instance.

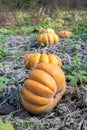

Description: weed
[23,15,30,26]
[71,44,81,51]
[0,35,7,43]
[63,56,87,89]
[0,76,10,89]
[13,121,43,130]
[0,49,12,61]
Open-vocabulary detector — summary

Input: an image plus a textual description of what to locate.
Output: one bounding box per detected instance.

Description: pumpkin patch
[0,5,86,129]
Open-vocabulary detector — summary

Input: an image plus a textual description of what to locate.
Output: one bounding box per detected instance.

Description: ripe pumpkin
[38,32,59,45]
[2,21,12,26]
[38,28,55,34]
[21,63,66,114]
[57,19,64,24]
[24,53,62,69]
[58,30,72,38]
[42,28,55,34]
[38,27,46,32]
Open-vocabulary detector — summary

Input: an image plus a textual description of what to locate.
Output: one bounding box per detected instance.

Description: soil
[0,35,87,130]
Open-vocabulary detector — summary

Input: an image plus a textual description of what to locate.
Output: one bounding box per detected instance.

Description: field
[0,9,87,130]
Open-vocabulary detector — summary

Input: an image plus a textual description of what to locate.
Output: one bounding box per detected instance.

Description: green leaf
[0,49,11,57]
[73,56,81,64]
[66,75,74,81]
[71,44,81,51]
[74,14,82,21]
[35,25,42,31]
[79,70,87,76]
[63,65,73,72]
[0,35,7,43]
[0,76,10,89]
[40,43,45,47]
[0,55,3,60]
[71,35,79,40]
[80,75,87,84]
[73,56,87,67]
[62,14,71,20]
[0,121,14,130]
[28,26,34,32]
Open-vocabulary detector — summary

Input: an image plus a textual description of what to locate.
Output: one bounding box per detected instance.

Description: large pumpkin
[24,53,62,69]
[58,30,72,38]
[21,63,66,114]
[38,32,59,45]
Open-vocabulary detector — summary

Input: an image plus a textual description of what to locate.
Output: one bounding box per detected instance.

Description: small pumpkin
[24,53,62,69]
[2,21,12,26]
[57,19,64,24]
[58,30,72,38]
[38,32,59,45]
[21,63,66,114]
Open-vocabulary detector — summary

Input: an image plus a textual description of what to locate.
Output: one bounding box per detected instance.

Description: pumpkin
[58,30,72,38]
[38,27,46,32]
[21,63,66,114]
[38,32,59,45]
[24,53,62,69]
[2,21,12,26]
[38,28,55,34]
[57,19,64,24]
[42,28,55,34]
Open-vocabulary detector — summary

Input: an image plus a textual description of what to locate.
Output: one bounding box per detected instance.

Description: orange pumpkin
[24,53,62,69]
[38,32,59,45]
[2,21,12,26]
[21,63,66,114]
[58,30,72,38]
[57,19,64,24]
[38,28,55,34]
[38,27,46,32]
[42,28,55,34]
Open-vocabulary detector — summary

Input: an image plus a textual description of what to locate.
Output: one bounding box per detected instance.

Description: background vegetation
[1,0,87,9]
